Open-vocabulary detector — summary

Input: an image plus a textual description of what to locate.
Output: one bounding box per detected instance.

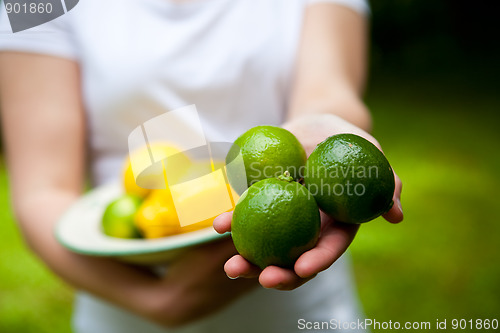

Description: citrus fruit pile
[101,144,222,239]
[228,126,395,269]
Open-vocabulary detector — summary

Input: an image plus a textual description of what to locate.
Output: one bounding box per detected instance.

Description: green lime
[226,125,306,194]
[102,194,142,239]
[231,173,320,269]
[304,134,395,224]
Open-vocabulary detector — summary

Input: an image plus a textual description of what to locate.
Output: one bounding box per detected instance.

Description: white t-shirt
[0,0,369,332]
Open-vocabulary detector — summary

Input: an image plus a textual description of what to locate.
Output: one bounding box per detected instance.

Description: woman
[0,0,403,332]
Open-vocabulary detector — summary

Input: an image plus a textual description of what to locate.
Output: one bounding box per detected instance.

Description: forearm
[15,190,162,319]
[288,4,371,132]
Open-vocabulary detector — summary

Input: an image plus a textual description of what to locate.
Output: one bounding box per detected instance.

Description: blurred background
[1,0,499,332]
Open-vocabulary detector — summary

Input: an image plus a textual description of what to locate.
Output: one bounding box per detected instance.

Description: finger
[259,266,313,290]
[213,211,233,234]
[294,222,359,278]
[383,173,403,223]
[224,255,261,279]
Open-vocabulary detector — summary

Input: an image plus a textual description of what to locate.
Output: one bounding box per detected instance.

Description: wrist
[283,113,376,156]
[288,92,372,133]
[140,276,201,328]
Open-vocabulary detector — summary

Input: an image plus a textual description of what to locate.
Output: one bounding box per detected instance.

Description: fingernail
[397,199,403,214]
[263,284,279,289]
[227,274,239,280]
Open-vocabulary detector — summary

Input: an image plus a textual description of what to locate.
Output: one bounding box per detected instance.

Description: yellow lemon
[134,189,181,239]
[178,183,239,233]
[133,159,240,239]
[122,142,189,198]
[123,161,151,198]
[170,160,238,230]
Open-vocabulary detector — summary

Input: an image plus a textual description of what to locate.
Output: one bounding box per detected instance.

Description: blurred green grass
[0,74,498,332]
[350,74,500,330]
[0,162,73,333]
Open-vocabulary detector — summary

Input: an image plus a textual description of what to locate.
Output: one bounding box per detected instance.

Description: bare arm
[0,52,162,317]
[288,3,371,132]
[0,52,255,327]
[216,4,403,290]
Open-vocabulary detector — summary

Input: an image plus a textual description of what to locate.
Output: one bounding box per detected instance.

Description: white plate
[55,183,229,265]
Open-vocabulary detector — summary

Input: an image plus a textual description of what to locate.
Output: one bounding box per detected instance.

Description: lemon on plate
[123,142,189,198]
[134,189,181,239]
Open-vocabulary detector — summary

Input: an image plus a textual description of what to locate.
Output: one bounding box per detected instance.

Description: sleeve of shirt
[0,5,77,60]
[305,0,370,16]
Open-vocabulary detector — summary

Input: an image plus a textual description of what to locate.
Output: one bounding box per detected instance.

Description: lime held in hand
[102,194,142,239]
[231,173,320,269]
[304,134,395,224]
[226,125,306,193]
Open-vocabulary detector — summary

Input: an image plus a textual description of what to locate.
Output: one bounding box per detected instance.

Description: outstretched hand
[214,211,359,290]
[215,113,403,291]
